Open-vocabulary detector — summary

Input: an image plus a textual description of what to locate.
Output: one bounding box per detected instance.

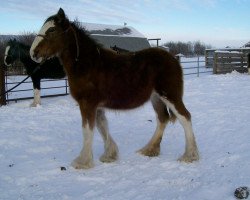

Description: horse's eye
[46,27,56,33]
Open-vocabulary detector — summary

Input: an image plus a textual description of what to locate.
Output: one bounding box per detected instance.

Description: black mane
[70,20,103,49]
[45,13,103,52]
[8,39,30,58]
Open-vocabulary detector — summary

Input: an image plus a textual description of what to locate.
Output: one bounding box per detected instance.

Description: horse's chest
[68,78,96,98]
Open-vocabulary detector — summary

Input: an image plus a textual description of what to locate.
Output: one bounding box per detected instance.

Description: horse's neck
[60,28,99,71]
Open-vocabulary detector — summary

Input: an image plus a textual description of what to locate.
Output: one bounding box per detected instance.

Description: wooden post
[197,56,200,77]
[247,53,250,74]
[0,65,6,106]
[213,52,218,74]
[148,38,161,47]
[205,50,208,67]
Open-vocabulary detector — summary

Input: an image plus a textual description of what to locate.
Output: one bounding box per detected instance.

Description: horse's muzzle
[30,49,43,63]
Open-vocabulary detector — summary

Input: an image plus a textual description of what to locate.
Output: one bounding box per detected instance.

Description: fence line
[205,48,250,68]
[181,57,212,76]
[213,52,248,74]
[5,75,69,103]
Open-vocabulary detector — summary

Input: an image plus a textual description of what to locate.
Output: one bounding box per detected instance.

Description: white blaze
[30,20,55,63]
[4,46,11,66]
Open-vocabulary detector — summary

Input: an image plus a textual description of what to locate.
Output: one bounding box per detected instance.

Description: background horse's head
[4,39,20,66]
[30,8,69,63]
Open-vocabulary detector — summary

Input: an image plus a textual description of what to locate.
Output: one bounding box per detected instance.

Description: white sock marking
[81,123,94,162]
[33,89,41,105]
[160,98,197,154]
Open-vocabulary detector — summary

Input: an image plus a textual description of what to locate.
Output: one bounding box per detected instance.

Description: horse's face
[4,39,19,66]
[30,8,68,63]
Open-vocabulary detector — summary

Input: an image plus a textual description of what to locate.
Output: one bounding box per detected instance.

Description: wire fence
[5,76,69,103]
[3,56,212,103]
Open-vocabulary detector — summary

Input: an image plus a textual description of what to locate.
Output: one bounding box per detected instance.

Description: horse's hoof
[99,154,117,163]
[137,147,160,157]
[71,157,94,169]
[178,151,199,163]
[30,102,41,107]
[30,103,37,107]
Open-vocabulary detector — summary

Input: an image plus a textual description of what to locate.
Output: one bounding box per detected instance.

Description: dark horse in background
[4,39,65,106]
[30,8,199,169]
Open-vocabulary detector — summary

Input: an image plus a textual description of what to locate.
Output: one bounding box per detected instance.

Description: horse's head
[30,8,70,63]
[4,39,19,66]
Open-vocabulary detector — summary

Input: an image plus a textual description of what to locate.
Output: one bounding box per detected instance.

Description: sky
[0,0,249,48]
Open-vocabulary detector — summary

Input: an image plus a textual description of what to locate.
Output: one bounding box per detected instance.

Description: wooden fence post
[0,65,6,106]
[248,53,250,75]
[205,50,208,67]
[213,52,218,74]
[175,55,180,63]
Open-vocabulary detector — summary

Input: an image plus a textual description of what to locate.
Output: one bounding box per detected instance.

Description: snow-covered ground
[0,72,250,200]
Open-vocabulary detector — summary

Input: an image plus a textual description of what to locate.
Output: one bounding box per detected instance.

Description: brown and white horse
[30,8,199,169]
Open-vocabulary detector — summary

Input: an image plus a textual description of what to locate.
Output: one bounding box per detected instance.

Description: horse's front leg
[30,77,41,107]
[71,102,96,169]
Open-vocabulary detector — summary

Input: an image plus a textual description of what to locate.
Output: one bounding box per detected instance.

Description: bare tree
[17,31,36,45]
[163,41,212,56]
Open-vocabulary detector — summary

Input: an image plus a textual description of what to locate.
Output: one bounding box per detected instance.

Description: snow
[81,22,146,38]
[214,50,242,54]
[1,72,250,200]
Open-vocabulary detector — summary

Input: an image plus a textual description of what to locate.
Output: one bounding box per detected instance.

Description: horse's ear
[57,8,65,20]
[13,38,16,42]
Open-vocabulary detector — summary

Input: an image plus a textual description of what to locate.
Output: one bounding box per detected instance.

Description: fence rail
[4,75,69,103]
[181,57,212,77]
[1,57,212,105]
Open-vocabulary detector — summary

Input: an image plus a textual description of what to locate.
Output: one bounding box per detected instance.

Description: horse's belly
[105,89,152,110]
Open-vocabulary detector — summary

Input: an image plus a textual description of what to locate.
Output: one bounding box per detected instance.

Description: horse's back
[98,47,184,109]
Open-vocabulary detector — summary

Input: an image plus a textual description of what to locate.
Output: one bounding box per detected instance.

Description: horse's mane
[7,39,30,49]
[70,20,103,49]
[45,13,103,50]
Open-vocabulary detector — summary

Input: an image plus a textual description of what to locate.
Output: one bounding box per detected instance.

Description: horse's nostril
[32,49,39,59]
[30,49,43,63]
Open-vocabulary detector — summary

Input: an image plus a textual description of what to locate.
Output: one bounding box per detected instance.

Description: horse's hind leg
[138,93,170,157]
[160,97,199,162]
[96,109,119,163]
